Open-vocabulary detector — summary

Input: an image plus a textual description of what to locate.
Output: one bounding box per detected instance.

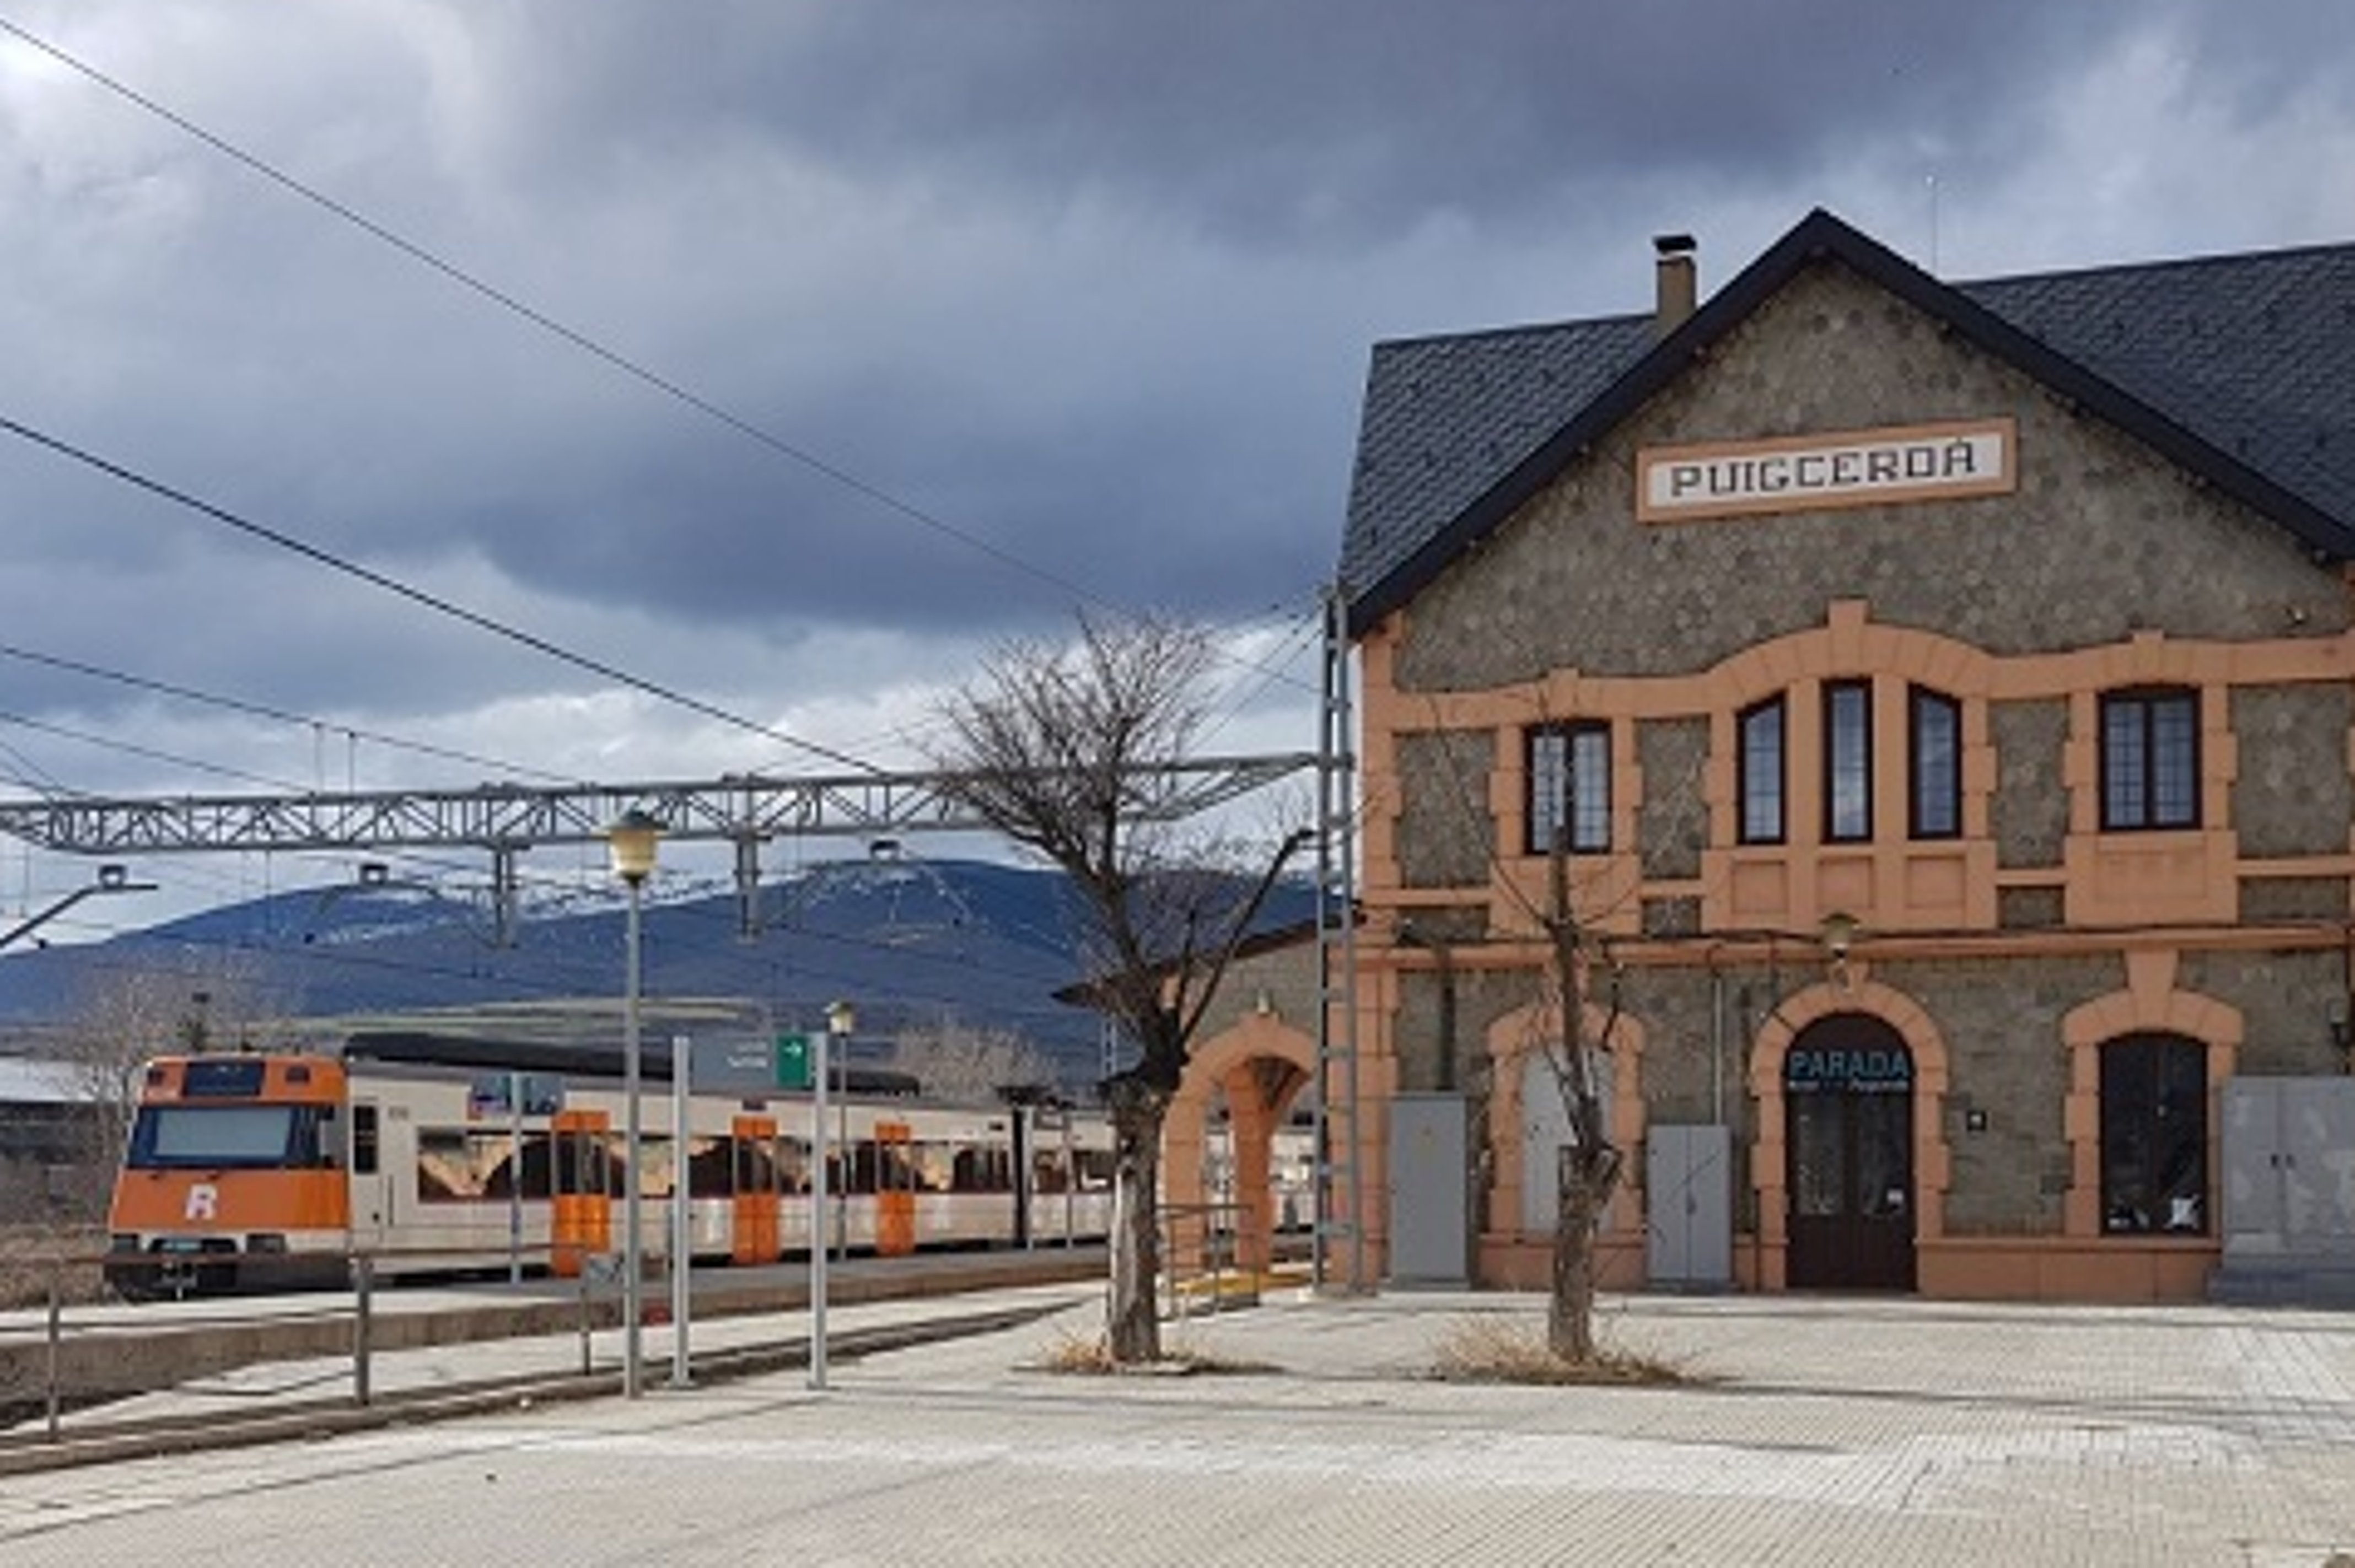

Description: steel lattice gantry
[0,753,1318,945]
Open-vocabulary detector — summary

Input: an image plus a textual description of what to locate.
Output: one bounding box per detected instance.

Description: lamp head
[826,999,857,1038]
[1819,910,1859,961]
[605,808,664,885]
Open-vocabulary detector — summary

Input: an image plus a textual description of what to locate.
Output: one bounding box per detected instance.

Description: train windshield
[126,1104,320,1170]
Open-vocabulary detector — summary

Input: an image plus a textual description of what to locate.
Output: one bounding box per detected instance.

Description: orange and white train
[104,1031,1115,1298]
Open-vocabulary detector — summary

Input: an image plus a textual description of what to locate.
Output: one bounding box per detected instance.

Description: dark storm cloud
[492,1,2135,245]
[3,0,2352,836]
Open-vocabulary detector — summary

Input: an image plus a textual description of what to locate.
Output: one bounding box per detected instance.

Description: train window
[844,1140,879,1196]
[636,1134,675,1200]
[1076,1147,1118,1190]
[352,1104,379,1175]
[907,1141,951,1194]
[417,1130,478,1202]
[289,1106,332,1170]
[952,1146,1012,1194]
[126,1104,304,1170]
[776,1136,810,1195]
[687,1136,733,1199]
[181,1058,268,1098]
[1031,1150,1071,1195]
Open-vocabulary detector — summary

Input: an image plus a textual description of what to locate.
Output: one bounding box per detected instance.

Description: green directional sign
[775,1032,812,1090]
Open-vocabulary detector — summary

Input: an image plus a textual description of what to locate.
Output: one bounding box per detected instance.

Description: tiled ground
[4,1288,2353,1565]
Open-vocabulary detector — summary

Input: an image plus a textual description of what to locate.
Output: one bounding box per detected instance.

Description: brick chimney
[1654,233,1697,338]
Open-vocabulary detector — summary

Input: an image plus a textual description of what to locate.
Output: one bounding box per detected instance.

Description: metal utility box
[1386,1093,1472,1286]
[1646,1124,1733,1289]
[2222,1077,2355,1256]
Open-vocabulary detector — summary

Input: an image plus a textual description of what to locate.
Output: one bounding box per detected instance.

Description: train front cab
[105,1054,353,1298]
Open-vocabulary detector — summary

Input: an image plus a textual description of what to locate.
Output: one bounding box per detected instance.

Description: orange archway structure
[1166,1012,1316,1276]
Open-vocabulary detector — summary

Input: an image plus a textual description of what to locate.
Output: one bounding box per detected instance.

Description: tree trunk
[1547,1141,1620,1361]
[1105,1089,1168,1364]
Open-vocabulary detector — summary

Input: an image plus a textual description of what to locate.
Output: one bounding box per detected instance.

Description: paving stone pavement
[3,1286,2353,1565]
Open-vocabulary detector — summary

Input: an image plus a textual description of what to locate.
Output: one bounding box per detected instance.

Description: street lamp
[0,864,158,952]
[607,809,663,1399]
[811,996,854,1390]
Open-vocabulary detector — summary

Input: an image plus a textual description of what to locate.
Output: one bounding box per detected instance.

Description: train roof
[266,1031,927,1098]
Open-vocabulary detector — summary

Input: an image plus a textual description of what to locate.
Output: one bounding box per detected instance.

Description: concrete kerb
[0,1249,1107,1425]
[0,1297,1080,1478]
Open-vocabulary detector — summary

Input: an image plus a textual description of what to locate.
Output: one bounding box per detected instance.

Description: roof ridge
[1958,234,2355,292]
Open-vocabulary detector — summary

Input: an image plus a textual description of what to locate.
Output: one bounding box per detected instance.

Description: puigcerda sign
[1637,417,2016,523]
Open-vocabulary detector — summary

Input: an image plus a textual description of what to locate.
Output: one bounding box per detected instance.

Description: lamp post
[0,864,157,952]
[811,997,854,1391]
[606,809,663,1399]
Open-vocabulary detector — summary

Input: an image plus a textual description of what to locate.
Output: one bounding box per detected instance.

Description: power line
[0,412,886,776]
[0,15,1320,699]
[0,15,1114,618]
[0,639,582,786]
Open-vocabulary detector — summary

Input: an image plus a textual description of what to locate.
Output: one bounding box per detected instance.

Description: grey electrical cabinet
[1386,1093,1472,1286]
[2215,1077,2355,1304]
[1646,1124,1733,1289]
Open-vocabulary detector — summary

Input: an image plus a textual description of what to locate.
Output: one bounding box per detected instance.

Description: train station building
[1184,208,2355,1303]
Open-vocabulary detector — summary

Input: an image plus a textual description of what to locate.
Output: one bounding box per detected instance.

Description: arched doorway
[1167,1014,1316,1277]
[1784,1014,1915,1291]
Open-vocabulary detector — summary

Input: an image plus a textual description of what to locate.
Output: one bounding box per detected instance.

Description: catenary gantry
[0,753,1320,945]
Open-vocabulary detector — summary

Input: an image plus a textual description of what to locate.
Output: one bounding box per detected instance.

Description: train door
[347,1098,389,1254]
[732,1114,779,1264]
[876,1120,915,1257]
[550,1108,612,1277]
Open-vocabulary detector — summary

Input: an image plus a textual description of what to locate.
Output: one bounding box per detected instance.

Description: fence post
[44,1259,62,1441]
[578,1266,593,1378]
[352,1255,374,1408]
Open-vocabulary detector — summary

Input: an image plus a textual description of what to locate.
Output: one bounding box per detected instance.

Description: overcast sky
[3,0,2353,937]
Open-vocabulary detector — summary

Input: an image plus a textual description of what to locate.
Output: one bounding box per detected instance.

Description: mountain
[0,858,1316,1090]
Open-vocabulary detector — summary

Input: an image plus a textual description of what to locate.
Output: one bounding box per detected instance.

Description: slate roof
[1340,209,2355,636]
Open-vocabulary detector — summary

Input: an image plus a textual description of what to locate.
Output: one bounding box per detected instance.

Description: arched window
[2100,1033,2207,1233]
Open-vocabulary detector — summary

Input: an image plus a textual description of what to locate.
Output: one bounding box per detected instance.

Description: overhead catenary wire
[0,639,585,787]
[0,13,1314,700]
[0,413,889,778]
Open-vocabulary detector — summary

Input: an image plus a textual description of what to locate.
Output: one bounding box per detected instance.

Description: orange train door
[876,1120,915,1257]
[550,1108,612,1277]
[732,1114,779,1264]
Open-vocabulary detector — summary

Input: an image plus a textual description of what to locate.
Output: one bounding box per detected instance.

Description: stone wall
[1393,262,2346,693]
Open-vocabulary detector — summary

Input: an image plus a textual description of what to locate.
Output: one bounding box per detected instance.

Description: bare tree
[1419,689,1657,1363]
[49,960,288,1184]
[935,614,1310,1364]
[884,1016,1058,1104]
[1536,843,1623,1360]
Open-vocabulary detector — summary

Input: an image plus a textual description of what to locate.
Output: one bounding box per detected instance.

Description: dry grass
[0,1226,110,1310]
[1031,1326,1277,1377]
[1429,1314,1695,1387]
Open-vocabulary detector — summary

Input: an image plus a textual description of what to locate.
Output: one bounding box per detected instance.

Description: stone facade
[1330,215,2355,1303]
[1392,264,2348,693]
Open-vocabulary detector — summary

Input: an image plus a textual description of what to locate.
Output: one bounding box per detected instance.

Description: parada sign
[1637,417,2016,523]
